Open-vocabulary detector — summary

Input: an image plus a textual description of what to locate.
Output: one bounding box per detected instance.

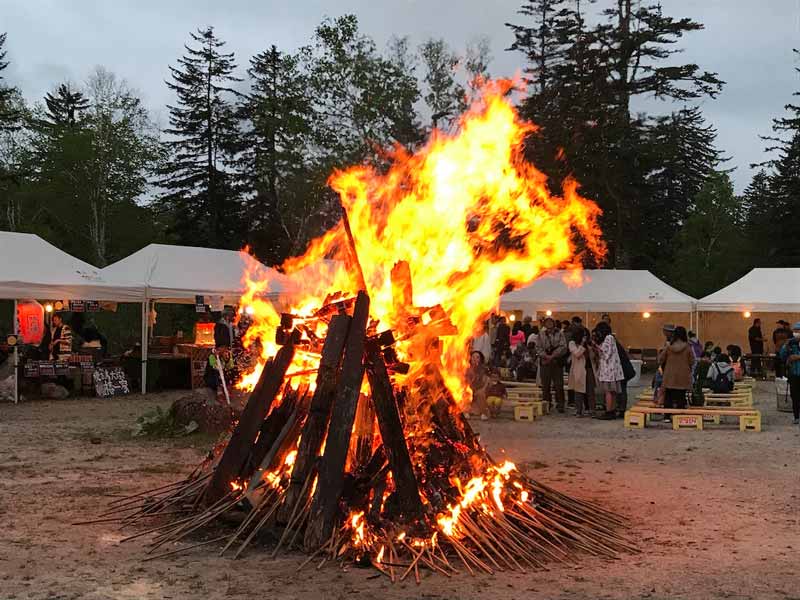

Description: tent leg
[141,301,149,395]
[13,299,18,404]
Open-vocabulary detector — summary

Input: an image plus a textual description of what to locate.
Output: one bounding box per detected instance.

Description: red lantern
[16,300,45,345]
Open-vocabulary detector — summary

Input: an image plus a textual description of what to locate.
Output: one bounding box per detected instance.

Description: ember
[99,80,636,579]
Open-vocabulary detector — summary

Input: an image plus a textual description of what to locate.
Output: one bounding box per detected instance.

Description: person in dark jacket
[748,318,764,375]
[214,308,235,349]
[777,322,800,424]
[492,316,511,367]
[773,320,792,378]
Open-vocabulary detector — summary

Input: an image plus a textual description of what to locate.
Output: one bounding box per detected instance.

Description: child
[204,347,234,404]
[485,369,508,418]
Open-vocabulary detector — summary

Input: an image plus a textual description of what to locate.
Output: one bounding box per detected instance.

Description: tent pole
[13,299,18,404]
[141,300,149,395]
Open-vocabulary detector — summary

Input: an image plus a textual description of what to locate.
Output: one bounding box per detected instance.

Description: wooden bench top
[629,406,758,416]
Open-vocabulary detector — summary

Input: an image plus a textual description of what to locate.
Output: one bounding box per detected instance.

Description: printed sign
[195,295,206,313]
[93,367,130,398]
[86,301,100,312]
[69,300,86,312]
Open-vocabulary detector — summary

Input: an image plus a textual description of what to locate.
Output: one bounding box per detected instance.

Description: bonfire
[99,81,635,581]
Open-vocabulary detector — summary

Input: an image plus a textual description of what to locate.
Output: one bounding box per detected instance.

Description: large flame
[239,79,603,402]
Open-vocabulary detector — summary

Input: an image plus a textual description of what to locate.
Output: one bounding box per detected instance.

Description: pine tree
[0,32,20,132]
[43,83,90,127]
[741,169,774,265]
[158,27,243,249]
[238,44,316,263]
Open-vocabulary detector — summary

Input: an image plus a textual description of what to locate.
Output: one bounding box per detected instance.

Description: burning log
[304,291,370,550]
[278,313,351,522]
[205,336,296,505]
[365,348,423,518]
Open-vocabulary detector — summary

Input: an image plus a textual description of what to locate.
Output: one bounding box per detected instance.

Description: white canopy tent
[101,244,293,394]
[100,243,291,303]
[501,269,697,314]
[0,232,146,403]
[697,268,800,312]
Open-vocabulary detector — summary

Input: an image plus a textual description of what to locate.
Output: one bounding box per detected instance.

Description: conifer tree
[0,32,20,132]
[158,27,243,248]
[238,44,316,263]
[44,83,90,127]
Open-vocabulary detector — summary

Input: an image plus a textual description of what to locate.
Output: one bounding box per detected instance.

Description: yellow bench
[624,406,761,432]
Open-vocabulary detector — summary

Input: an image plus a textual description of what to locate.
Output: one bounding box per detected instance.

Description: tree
[43,83,90,128]
[0,32,20,132]
[508,0,724,269]
[158,27,243,249]
[418,38,463,129]
[238,44,317,263]
[464,37,492,100]
[667,172,745,298]
[19,69,161,264]
[307,15,422,165]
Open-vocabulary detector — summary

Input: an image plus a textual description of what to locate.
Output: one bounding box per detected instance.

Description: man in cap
[536,317,567,412]
[777,322,800,424]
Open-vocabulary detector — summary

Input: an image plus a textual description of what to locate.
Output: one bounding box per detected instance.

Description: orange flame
[239,79,604,404]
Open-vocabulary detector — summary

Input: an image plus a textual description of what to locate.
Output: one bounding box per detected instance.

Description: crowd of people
[468,313,635,421]
[469,314,800,426]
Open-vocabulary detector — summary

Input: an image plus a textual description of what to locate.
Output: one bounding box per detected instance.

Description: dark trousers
[541,361,565,411]
[775,357,785,379]
[664,388,688,411]
[616,380,628,415]
[789,375,800,419]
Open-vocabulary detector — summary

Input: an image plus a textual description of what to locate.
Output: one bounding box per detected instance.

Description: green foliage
[666,172,745,297]
[157,27,243,250]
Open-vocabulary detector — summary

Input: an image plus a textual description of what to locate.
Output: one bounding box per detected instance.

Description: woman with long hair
[466,350,490,420]
[592,321,623,420]
[658,325,695,422]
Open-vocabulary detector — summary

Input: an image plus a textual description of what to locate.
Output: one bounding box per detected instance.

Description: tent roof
[500,269,696,313]
[697,268,800,312]
[0,232,144,301]
[101,243,290,303]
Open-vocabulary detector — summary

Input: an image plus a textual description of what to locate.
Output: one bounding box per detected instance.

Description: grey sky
[3,0,799,192]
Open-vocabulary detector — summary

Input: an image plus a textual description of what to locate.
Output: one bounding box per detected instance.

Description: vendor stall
[0,232,145,403]
[100,243,293,394]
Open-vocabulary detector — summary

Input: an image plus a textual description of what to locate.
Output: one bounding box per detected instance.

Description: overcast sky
[3,0,799,192]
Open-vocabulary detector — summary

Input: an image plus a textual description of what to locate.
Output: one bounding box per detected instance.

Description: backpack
[616,340,636,382]
[710,365,734,393]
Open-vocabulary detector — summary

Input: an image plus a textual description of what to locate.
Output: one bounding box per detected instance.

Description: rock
[170,392,234,435]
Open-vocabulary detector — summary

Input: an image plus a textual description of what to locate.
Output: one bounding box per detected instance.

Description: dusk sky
[3,0,799,191]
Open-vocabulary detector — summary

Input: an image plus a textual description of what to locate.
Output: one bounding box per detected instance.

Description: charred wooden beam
[365,348,423,518]
[278,313,351,522]
[204,336,296,505]
[246,383,300,475]
[304,291,370,550]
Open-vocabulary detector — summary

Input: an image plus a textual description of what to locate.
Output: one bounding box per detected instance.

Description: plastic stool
[514,403,535,422]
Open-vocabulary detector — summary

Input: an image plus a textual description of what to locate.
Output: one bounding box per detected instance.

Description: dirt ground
[1,382,799,600]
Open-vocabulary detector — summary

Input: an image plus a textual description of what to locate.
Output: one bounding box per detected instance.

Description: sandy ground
[1,383,799,600]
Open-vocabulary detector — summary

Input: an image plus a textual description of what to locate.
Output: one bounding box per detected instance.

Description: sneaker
[663,416,672,423]
[793,418,799,425]
[480,414,489,421]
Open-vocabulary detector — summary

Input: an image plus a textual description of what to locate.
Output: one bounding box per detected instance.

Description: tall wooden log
[278,314,351,522]
[304,291,370,550]
[204,337,296,505]
[246,383,299,475]
[365,348,423,518]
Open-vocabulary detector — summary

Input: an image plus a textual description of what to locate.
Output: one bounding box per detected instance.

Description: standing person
[49,313,73,360]
[777,322,800,424]
[526,325,540,348]
[568,327,594,417]
[748,318,764,376]
[536,317,567,412]
[471,321,492,363]
[688,331,703,361]
[592,322,623,420]
[466,351,490,420]
[493,316,511,367]
[658,326,694,423]
[773,320,791,378]
[214,307,236,349]
[521,316,534,340]
[601,313,612,326]
[510,320,526,350]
